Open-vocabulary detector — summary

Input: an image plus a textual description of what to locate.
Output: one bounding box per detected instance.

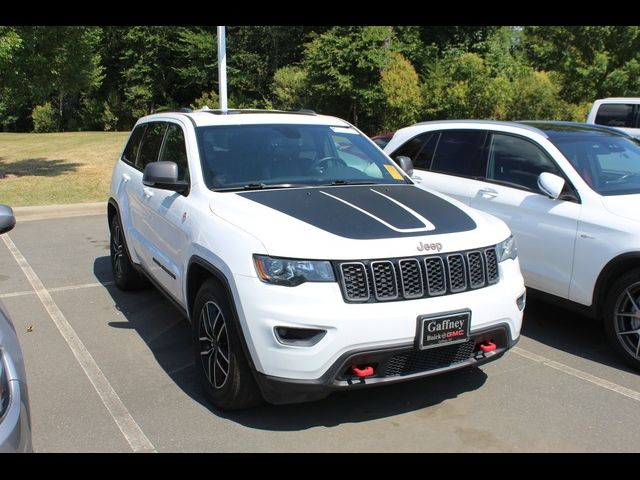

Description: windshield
[195,124,409,191]
[551,134,640,196]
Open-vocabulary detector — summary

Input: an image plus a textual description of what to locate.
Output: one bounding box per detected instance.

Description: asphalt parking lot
[1,210,640,452]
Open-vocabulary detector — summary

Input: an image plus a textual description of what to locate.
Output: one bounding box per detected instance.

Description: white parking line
[512,346,640,403]
[0,281,115,299]
[2,234,156,453]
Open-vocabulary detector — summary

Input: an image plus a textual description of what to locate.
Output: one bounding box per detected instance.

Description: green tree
[272,66,308,110]
[380,53,423,131]
[303,26,396,133]
[422,51,511,120]
[0,26,103,131]
[524,26,640,103]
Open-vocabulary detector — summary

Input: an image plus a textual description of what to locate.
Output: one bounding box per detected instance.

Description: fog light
[274,327,326,347]
[516,291,526,311]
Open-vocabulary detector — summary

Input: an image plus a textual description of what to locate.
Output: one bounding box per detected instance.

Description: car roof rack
[151,108,193,114]
[202,108,317,116]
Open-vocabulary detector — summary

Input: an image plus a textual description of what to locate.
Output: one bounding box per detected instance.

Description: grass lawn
[0,131,129,207]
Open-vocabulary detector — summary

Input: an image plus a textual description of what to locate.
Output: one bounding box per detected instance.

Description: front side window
[552,133,640,195]
[136,122,167,170]
[391,131,439,170]
[487,133,561,192]
[595,103,638,128]
[430,130,487,177]
[160,124,189,181]
[122,124,147,165]
[196,124,410,190]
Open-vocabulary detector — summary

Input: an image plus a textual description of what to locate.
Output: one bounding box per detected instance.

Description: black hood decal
[237,185,476,239]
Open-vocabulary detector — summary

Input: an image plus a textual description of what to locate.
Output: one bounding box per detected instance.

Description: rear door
[113,124,147,264]
[469,132,580,297]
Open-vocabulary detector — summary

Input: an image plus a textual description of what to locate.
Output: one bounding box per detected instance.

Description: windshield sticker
[384,164,404,180]
[330,126,357,134]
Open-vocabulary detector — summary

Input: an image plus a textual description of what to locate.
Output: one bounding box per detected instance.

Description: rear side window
[136,122,167,170]
[430,130,487,177]
[122,124,147,165]
[595,103,639,128]
[160,124,189,181]
[391,132,439,170]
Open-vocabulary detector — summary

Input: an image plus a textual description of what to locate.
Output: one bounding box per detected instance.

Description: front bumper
[255,323,518,404]
[232,257,524,384]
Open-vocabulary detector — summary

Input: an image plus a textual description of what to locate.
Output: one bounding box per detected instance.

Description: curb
[13,202,106,222]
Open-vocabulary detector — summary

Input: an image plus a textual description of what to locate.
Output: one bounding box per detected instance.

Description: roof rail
[151,108,193,114]
[202,108,317,116]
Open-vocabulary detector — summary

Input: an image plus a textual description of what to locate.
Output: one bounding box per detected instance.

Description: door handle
[143,187,154,198]
[121,173,131,183]
[478,187,498,199]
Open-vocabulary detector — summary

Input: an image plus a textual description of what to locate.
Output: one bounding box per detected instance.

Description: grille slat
[485,248,499,284]
[424,257,446,296]
[339,263,370,301]
[399,259,424,299]
[467,251,485,288]
[384,340,476,377]
[447,254,467,292]
[371,261,398,300]
[337,246,500,304]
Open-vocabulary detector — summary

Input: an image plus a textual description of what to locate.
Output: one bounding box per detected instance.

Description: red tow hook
[479,341,496,353]
[351,365,375,378]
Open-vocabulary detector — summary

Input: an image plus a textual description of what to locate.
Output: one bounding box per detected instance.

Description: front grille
[336,246,499,303]
[384,340,476,377]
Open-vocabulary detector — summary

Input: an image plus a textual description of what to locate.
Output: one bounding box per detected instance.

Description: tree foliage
[380,53,423,131]
[0,26,635,133]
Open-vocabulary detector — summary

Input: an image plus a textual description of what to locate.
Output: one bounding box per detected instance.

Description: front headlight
[0,350,10,419]
[496,235,518,262]
[253,255,336,286]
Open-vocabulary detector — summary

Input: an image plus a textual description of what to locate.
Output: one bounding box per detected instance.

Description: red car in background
[370,132,395,149]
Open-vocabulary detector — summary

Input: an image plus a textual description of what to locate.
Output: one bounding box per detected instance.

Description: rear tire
[192,279,262,410]
[110,214,147,291]
[603,269,640,371]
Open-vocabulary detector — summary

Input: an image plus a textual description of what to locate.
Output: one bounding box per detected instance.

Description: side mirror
[0,204,16,235]
[538,172,565,199]
[394,156,414,177]
[143,161,189,193]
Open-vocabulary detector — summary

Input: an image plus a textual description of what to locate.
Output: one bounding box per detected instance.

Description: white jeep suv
[108,110,525,410]
[385,120,640,370]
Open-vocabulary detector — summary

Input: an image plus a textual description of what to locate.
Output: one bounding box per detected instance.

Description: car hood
[600,194,640,223]
[209,184,510,259]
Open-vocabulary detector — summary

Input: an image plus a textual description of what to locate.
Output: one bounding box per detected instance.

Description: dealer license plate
[419,311,470,350]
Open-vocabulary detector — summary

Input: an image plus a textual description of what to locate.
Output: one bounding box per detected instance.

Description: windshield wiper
[324,180,380,186]
[215,183,309,192]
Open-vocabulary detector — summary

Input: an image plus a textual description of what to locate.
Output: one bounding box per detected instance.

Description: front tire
[192,279,262,410]
[604,269,640,370]
[110,214,146,291]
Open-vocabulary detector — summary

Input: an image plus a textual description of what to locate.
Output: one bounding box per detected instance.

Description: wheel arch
[186,255,258,371]
[593,253,640,317]
[107,198,119,232]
